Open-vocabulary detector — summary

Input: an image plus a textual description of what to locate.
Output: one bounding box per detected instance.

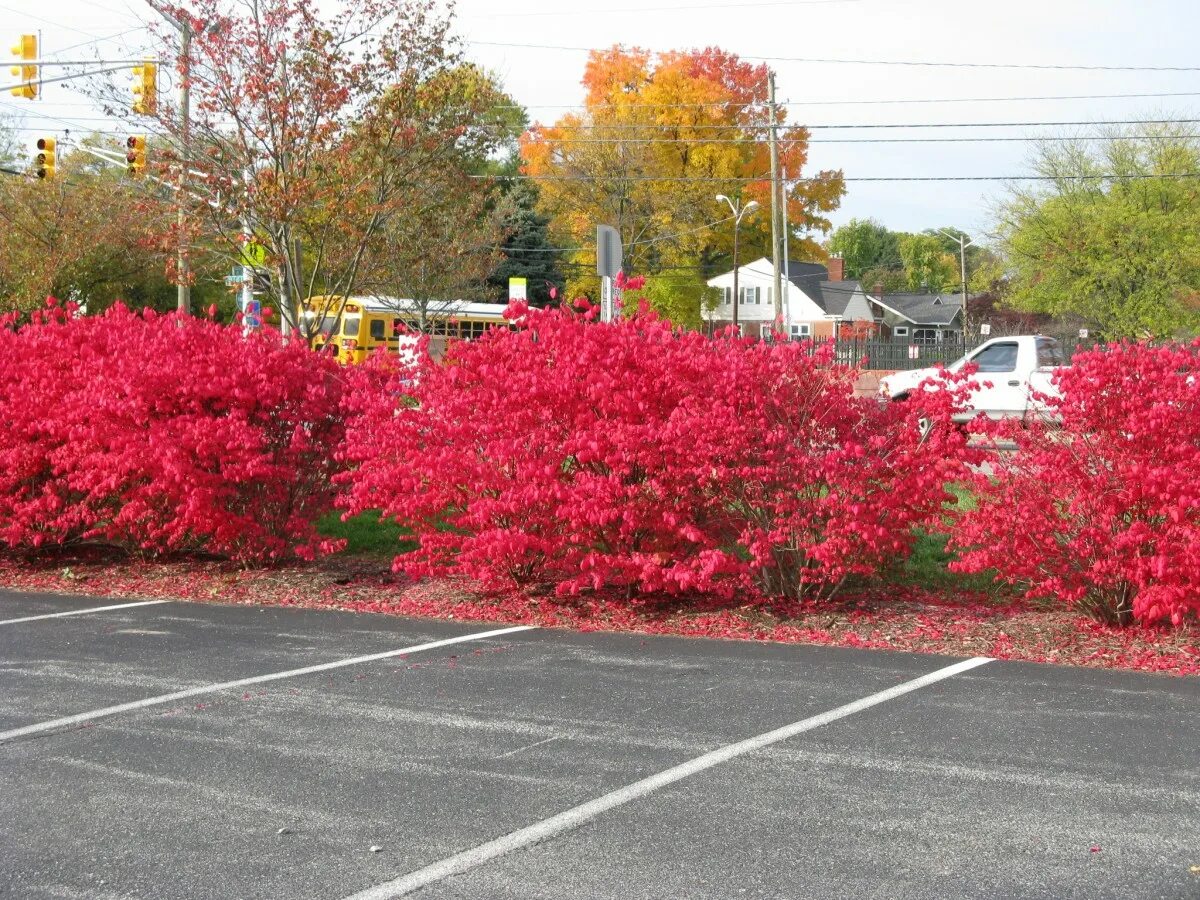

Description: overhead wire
[469,0,862,14]
[514,133,1200,145]
[466,40,1200,72]
[475,172,1200,183]
[517,117,1200,132]
[506,90,1200,111]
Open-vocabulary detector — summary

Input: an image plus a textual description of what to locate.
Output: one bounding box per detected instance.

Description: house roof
[706,259,873,321]
[871,292,963,326]
[801,280,863,317]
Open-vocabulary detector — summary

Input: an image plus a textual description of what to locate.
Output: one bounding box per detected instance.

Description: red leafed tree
[132,0,516,336]
[338,277,976,601]
[950,340,1200,626]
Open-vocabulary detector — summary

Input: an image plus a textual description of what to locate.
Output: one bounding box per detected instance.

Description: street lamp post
[716,194,759,334]
[939,229,974,340]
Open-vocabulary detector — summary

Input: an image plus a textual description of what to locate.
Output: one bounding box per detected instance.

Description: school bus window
[369,319,385,340]
[320,316,338,335]
[342,316,360,337]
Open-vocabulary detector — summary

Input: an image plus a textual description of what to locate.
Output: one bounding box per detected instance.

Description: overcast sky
[3,0,1198,242]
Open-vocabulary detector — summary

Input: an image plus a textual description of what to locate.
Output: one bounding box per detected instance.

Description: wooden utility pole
[768,71,783,323]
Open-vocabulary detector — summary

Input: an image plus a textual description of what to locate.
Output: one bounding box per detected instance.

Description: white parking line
[0,600,172,626]
[0,624,536,744]
[343,655,994,900]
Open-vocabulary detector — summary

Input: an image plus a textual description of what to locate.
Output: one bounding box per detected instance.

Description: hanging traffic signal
[131,60,157,115]
[9,34,37,99]
[126,135,147,177]
[34,137,55,179]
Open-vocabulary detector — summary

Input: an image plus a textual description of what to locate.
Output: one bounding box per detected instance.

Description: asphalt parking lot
[1,589,1197,900]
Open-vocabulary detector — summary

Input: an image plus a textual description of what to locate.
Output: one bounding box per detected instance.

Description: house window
[723,287,732,307]
[790,323,811,339]
[912,328,939,345]
[739,286,760,306]
[767,287,774,307]
[893,326,909,337]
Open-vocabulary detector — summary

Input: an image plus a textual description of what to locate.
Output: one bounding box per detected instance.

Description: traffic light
[9,34,37,99]
[131,60,157,115]
[34,137,54,180]
[126,135,146,177]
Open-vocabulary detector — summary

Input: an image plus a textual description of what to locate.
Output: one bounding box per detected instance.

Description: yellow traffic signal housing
[34,137,55,179]
[9,34,37,99]
[131,60,157,115]
[126,135,147,177]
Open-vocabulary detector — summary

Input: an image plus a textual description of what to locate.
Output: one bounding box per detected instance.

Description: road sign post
[596,224,622,323]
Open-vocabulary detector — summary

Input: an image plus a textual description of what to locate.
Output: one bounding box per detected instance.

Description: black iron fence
[810,338,972,371]
[805,332,1108,371]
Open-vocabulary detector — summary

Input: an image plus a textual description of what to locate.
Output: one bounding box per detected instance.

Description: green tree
[896,232,957,293]
[996,125,1200,338]
[638,271,720,328]
[487,180,563,306]
[827,218,900,280]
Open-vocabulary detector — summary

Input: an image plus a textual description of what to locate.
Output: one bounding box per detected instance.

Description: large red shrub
[339,291,975,601]
[0,302,345,561]
[949,339,1200,626]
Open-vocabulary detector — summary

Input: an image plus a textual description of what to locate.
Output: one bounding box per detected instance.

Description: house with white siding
[703,256,878,339]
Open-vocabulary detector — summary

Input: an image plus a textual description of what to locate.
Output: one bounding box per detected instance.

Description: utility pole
[767,71,784,323]
[939,229,974,339]
[177,20,191,315]
[144,2,192,314]
[716,195,759,335]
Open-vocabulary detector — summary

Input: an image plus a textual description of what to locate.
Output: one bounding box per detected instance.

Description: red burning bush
[339,290,975,601]
[0,301,345,561]
[950,339,1200,626]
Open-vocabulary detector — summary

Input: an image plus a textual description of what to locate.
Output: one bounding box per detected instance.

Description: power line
[466,40,1200,72]
[48,26,150,57]
[491,212,742,254]
[470,0,860,15]
[509,90,1200,111]
[485,172,1200,183]
[520,117,1200,132]
[519,133,1200,145]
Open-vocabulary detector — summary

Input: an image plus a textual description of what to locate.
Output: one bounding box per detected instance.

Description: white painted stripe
[344,655,994,900]
[0,624,536,743]
[0,599,172,626]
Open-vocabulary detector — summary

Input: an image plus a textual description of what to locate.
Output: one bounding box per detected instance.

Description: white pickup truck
[878,335,1066,420]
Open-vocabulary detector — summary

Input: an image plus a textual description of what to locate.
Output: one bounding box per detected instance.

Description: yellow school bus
[303,296,513,364]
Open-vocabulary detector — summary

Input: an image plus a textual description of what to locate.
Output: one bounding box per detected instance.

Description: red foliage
[339,298,977,601]
[0,301,346,561]
[950,339,1200,626]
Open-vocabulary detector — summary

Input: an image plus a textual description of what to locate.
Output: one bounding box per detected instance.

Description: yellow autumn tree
[520,46,845,321]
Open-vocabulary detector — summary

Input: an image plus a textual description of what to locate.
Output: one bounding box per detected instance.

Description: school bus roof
[338,297,514,320]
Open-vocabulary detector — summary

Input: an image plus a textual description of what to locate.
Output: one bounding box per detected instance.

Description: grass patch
[317,510,417,557]
[889,484,1001,594]
[898,529,995,592]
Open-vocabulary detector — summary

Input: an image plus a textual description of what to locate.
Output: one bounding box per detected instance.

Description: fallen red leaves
[2,554,1196,677]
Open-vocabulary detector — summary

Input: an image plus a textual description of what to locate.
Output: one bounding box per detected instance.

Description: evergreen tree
[488,180,563,306]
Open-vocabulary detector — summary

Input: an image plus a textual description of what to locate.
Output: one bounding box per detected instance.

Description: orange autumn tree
[520,46,845,324]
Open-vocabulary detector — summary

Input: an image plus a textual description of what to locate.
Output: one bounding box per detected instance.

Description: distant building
[704,256,876,339]
[867,288,963,343]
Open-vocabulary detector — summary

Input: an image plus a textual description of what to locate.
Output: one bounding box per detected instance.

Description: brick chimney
[827,255,845,282]
[873,281,884,300]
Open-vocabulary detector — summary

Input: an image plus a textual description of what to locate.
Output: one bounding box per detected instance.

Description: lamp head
[715,194,729,204]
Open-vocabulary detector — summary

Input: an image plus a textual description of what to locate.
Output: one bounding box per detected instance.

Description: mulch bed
[2,550,1197,677]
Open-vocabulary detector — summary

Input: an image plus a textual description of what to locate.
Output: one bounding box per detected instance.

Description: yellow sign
[241,241,267,268]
